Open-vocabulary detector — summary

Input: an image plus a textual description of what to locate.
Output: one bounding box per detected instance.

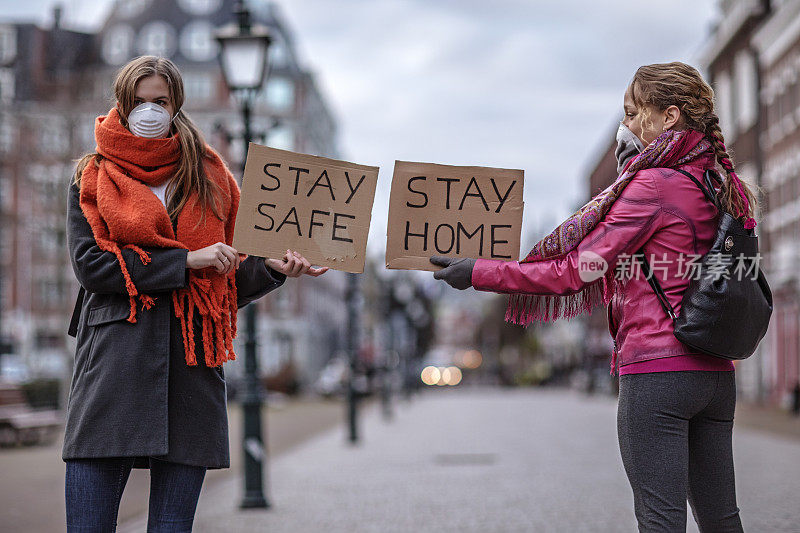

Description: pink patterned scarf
[505,129,713,326]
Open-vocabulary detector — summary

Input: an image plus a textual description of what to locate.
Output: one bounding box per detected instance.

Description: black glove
[430,256,476,290]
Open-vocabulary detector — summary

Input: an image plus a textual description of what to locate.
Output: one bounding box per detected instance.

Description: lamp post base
[240,493,270,509]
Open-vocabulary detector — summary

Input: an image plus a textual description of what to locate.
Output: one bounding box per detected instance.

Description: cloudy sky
[2,0,718,259]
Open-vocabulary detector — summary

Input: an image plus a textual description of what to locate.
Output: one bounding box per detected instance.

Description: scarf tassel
[505,280,605,326]
[173,272,239,367]
[505,272,615,327]
[123,243,152,265]
[94,240,153,324]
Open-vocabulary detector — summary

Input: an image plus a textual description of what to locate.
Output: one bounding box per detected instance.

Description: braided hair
[630,62,759,228]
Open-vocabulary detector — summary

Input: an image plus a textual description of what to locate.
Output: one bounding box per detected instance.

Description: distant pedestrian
[432,62,757,532]
[62,55,327,532]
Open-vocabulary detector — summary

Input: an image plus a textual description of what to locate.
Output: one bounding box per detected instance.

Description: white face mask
[614,122,645,174]
[127,102,176,138]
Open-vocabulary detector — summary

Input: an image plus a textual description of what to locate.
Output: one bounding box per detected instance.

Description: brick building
[752,0,800,406]
[0,0,347,390]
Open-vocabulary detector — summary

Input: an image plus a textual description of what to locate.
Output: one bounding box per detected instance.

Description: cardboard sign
[386,161,524,271]
[233,144,379,273]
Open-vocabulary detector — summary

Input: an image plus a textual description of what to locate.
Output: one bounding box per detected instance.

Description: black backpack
[635,169,773,360]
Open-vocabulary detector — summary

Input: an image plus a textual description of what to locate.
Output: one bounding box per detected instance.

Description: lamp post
[346,272,359,443]
[215,0,272,510]
[0,103,4,375]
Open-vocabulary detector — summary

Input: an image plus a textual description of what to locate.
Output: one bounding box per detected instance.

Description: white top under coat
[148,181,169,207]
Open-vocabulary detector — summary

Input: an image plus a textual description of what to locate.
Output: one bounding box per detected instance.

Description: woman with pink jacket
[432,62,757,532]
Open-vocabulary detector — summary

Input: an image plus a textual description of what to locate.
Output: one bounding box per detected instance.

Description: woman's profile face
[132,74,175,120]
[623,84,666,147]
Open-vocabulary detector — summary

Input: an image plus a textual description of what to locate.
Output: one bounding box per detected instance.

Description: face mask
[615,122,645,174]
[127,102,176,138]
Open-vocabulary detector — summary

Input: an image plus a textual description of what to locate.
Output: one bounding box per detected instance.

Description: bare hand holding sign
[386,161,524,271]
[233,144,379,273]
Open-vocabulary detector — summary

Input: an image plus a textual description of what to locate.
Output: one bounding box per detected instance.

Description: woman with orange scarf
[62,56,326,532]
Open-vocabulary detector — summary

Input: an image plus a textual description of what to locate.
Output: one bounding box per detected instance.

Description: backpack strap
[67,287,85,338]
[635,248,677,322]
[676,168,721,209]
[636,168,720,323]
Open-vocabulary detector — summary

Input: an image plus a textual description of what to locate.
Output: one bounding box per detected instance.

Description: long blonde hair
[73,55,223,224]
[630,62,759,221]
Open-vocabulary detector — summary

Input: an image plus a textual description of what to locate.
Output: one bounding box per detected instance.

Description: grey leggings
[617,371,743,533]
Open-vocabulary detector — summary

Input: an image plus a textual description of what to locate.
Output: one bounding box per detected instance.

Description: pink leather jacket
[472,154,720,369]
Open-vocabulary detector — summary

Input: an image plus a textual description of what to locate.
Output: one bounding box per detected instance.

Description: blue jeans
[65,457,206,532]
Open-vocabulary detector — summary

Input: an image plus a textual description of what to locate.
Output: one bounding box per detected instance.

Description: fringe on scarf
[504,269,617,326]
[172,272,239,367]
[89,239,156,323]
[94,236,238,368]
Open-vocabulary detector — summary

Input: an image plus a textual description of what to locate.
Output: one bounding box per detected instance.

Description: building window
[36,229,61,256]
[274,282,293,315]
[734,50,758,132]
[780,180,789,210]
[263,77,295,112]
[0,25,16,65]
[793,175,800,204]
[0,276,9,310]
[78,117,95,151]
[177,0,221,16]
[269,36,289,69]
[715,71,734,140]
[38,165,67,207]
[35,331,63,350]
[183,72,214,103]
[95,76,112,102]
[179,21,218,62]
[102,24,135,66]
[788,77,798,121]
[0,112,14,152]
[0,68,14,102]
[137,21,177,58]
[267,124,293,151]
[37,279,63,309]
[39,118,69,155]
[779,86,791,136]
[765,88,777,134]
[0,174,12,211]
[118,0,151,19]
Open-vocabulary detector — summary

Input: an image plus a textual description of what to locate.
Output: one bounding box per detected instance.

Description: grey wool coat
[62,180,285,469]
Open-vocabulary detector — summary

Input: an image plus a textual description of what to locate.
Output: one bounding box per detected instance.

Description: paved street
[192,388,800,533]
[0,398,343,533]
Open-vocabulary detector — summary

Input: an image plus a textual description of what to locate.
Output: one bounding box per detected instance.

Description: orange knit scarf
[79,108,240,367]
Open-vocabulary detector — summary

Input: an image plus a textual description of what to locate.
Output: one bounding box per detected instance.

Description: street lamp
[215,0,272,510]
[216,3,271,93]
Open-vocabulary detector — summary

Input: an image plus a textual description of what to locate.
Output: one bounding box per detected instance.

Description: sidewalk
[115,397,343,532]
[735,400,800,441]
[191,387,800,533]
[0,397,342,533]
